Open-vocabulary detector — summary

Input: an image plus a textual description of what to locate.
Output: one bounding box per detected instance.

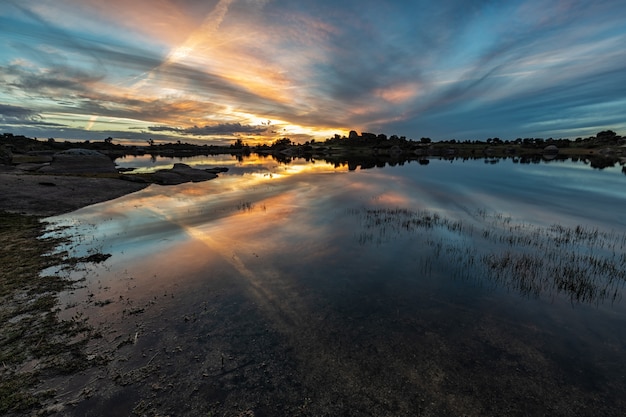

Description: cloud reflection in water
[45,156,626,415]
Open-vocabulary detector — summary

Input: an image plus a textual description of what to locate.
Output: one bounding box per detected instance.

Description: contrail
[131,0,235,90]
[164,0,235,66]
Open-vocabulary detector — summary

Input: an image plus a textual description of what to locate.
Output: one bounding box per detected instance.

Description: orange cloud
[375,82,421,104]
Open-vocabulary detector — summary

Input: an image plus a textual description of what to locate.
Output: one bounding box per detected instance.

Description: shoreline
[0,169,217,415]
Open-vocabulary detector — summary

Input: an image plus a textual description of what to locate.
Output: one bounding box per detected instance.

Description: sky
[1,0,626,145]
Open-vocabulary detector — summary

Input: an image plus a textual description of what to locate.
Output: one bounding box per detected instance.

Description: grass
[353,207,626,305]
[0,211,99,415]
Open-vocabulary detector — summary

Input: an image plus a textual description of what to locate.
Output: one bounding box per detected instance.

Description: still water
[48,156,626,416]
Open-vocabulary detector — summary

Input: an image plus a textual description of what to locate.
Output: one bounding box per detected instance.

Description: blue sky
[1,0,625,144]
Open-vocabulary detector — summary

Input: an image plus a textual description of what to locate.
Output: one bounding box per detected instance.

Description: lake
[46,155,626,416]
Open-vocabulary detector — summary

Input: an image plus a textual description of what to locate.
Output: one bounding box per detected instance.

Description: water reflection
[46,157,626,416]
[258,149,625,172]
[351,207,626,304]
[115,151,626,176]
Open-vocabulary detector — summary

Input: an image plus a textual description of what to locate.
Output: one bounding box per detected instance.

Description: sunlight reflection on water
[46,156,626,415]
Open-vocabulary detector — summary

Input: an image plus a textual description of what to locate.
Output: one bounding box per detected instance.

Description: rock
[16,163,50,172]
[120,174,150,183]
[598,147,617,156]
[38,148,117,174]
[543,145,559,154]
[373,145,403,156]
[80,253,112,263]
[151,170,187,185]
[152,163,219,185]
[27,150,55,157]
[206,167,229,174]
[390,145,403,156]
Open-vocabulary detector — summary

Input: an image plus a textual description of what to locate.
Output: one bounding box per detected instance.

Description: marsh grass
[353,207,626,305]
[0,211,100,415]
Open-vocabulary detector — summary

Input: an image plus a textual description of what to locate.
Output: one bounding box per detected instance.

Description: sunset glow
[2,0,625,144]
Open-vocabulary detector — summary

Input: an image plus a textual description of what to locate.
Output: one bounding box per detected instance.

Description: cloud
[0,104,38,120]
[4,64,104,94]
[0,41,296,129]
[149,122,267,136]
[353,0,626,138]
[165,0,234,63]
[0,103,66,128]
[2,0,626,142]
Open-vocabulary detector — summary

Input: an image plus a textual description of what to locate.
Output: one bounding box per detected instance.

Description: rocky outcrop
[38,149,117,174]
[151,163,224,185]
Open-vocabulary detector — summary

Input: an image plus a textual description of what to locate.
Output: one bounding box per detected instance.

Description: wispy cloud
[1,0,626,142]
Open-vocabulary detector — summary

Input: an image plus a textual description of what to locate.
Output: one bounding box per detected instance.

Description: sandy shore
[0,171,149,217]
